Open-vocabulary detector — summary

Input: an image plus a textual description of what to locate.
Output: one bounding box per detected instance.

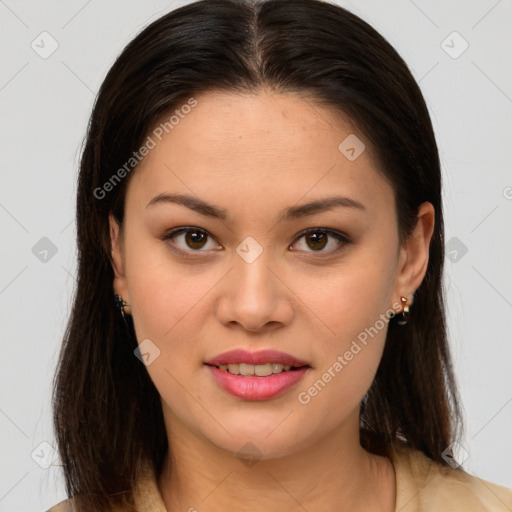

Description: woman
[48,0,512,511]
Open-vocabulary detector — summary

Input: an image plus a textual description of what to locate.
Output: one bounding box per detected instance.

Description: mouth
[204,348,311,370]
[205,362,309,377]
[204,349,311,400]
[205,363,311,401]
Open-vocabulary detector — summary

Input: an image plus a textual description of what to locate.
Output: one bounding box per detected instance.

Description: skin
[110,88,435,512]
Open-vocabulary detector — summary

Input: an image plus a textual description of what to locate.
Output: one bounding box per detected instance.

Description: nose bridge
[216,234,293,331]
[234,234,277,303]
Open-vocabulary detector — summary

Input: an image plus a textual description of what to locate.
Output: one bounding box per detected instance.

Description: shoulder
[45,495,131,512]
[390,442,512,512]
[44,459,164,512]
[45,496,133,512]
[45,497,76,512]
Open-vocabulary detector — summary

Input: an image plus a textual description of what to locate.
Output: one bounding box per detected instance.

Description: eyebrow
[145,192,366,222]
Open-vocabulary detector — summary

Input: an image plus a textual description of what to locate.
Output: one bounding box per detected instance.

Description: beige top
[47,442,512,511]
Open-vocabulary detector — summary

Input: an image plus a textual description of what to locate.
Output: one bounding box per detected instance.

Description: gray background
[1,0,511,510]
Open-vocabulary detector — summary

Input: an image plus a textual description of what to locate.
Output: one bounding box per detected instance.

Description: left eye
[162,227,349,254]
[291,228,349,253]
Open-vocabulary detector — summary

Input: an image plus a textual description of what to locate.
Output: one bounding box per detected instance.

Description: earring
[114,293,131,319]
[397,296,410,326]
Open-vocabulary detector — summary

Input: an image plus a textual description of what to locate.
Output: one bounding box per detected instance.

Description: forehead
[150,89,361,159]
[126,90,392,219]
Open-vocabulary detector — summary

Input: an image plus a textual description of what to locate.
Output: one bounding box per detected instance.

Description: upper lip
[205,349,310,367]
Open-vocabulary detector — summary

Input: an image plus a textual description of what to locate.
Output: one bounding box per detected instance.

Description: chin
[200,419,318,462]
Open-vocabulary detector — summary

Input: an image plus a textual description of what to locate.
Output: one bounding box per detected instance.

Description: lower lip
[206,365,310,401]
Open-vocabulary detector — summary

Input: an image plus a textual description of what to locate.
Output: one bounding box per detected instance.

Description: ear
[394,201,435,306]
[109,212,129,302]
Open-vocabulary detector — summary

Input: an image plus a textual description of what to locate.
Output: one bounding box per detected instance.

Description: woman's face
[110,89,433,460]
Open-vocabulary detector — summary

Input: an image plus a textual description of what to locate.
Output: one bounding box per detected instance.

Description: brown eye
[304,231,328,251]
[163,228,219,252]
[291,228,349,254]
[183,230,208,249]
[163,226,349,258]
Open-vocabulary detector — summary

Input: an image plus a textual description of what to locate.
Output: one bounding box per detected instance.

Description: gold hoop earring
[114,293,131,319]
[397,296,410,326]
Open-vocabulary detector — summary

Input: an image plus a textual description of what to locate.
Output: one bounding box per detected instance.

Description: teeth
[217,363,293,376]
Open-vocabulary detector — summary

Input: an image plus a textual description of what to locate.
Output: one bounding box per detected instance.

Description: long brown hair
[52,0,464,509]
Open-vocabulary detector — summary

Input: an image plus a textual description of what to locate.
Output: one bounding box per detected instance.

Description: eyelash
[161,226,350,258]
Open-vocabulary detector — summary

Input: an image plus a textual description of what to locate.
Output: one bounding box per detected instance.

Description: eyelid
[162,227,221,256]
[162,226,350,256]
[294,227,350,245]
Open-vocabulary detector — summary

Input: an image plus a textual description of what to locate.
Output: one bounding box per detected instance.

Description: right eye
[162,227,222,254]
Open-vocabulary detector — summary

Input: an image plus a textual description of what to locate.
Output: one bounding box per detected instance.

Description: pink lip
[204,349,310,367]
[206,365,310,401]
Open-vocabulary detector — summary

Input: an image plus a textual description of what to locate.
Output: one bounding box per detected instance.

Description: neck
[157,408,396,512]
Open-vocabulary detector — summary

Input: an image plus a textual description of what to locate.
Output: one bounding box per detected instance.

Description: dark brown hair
[52,0,464,509]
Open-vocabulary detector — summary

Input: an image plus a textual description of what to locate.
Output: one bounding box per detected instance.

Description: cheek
[123,228,219,341]
[294,254,396,403]
[294,253,395,345]
[294,296,392,431]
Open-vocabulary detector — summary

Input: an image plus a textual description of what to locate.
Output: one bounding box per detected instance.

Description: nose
[215,252,294,333]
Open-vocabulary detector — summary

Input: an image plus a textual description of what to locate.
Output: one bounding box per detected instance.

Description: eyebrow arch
[145,192,366,222]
